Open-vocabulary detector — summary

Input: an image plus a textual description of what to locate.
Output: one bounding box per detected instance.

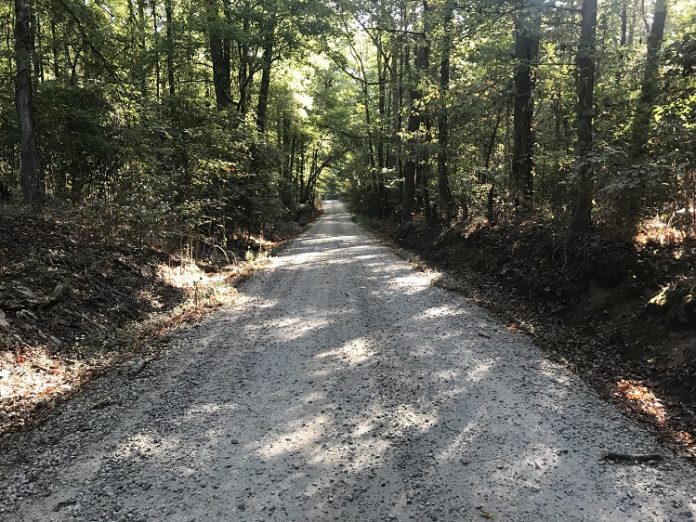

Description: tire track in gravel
[1,200,695,521]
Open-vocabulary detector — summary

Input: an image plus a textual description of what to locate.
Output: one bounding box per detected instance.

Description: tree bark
[629,0,667,156]
[376,46,387,217]
[620,0,628,46]
[256,14,276,134]
[437,0,454,222]
[151,0,160,100]
[237,10,253,115]
[31,2,42,83]
[138,0,148,97]
[621,0,667,237]
[165,0,175,96]
[402,40,418,220]
[389,33,402,177]
[14,0,42,203]
[50,16,60,80]
[571,0,597,233]
[207,0,231,109]
[511,5,540,213]
[416,0,433,224]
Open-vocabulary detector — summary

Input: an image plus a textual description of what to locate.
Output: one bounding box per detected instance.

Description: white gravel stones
[1,200,695,521]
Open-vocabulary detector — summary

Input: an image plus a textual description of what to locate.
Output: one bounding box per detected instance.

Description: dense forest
[3,0,342,252]
[2,0,694,241]
[1,0,696,448]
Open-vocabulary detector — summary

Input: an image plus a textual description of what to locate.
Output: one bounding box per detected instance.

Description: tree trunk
[285,131,296,207]
[376,50,387,217]
[622,0,667,237]
[288,136,296,181]
[620,0,628,46]
[237,12,253,115]
[571,0,597,233]
[151,0,160,100]
[437,0,454,222]
[207,0,231,109]
[50,17,60,80]
[256,14,276,134]
[31,2,42,83]
[298,144,306,202]
[14,0,42,203]
[483,110,502,173]
[394,0,407,206]
[417,50,433,220]
[389,33,402,177]
[302,149,318,204]
[402,40,418,220]
[418,0,434,224]
[377,74,385,174]
[511,5,540,213]
[629,0,667,156]
[165,0,175,96]
[138,0,148,97]
[628,0,636,45]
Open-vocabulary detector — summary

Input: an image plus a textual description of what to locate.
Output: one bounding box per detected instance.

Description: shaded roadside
[0,204,321,437]
[354,214,696,462]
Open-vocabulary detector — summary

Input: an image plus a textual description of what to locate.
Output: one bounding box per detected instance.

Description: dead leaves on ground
[614,379,668,425]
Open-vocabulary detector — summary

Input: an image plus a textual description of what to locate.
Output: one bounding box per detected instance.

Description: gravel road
[2,200,695,521]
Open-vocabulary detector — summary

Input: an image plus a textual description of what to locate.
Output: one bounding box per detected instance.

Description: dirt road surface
[2,200,695,521]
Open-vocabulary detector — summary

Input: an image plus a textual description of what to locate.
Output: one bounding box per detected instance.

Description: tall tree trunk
[377,46,386,173]
[622,0,667,237]
[151,0,160,100]
[620,0,628,46]
[629,0,667,156]
[345,27,379,209]
[50,17,60,80]
[483,110,502,173]
[394,31,405,205]
[288,136,296,205]
[388,34,401,173]
[14,0,42,203]
[379,94,388,215]
[302,149,318,204]
[616,0,628,84]
[207,0,231,109]
[298,144,306,202]
[595,10,607,80]
[165,0,175,96]
[376,48,387,217]
[402,40,418,220]
[128,0,137,85]
[437,0,454,222]
[31,3,42,83]
[237,12,253,115]
[283,123,296,207]
[354,46,378,210]
[511,5,540,213]
[417,0,433,224]
[571,0,597,233]
[137,0,148,96]
[256,14,276,134]
[281,117,290,177]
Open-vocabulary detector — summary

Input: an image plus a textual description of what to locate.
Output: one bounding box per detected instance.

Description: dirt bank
[1,201,694,521]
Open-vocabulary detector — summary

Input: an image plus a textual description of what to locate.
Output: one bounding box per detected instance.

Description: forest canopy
[1,0,695,246]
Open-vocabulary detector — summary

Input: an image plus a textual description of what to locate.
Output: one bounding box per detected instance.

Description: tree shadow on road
[4,206,695,521]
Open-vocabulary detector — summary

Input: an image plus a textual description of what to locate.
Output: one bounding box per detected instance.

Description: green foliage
[2,0,695,244]
[328,0,696,238]
[35,83,121,199]
[0,0,340,256]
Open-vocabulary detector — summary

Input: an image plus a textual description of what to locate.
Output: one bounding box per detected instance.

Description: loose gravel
[1,200,695,521]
